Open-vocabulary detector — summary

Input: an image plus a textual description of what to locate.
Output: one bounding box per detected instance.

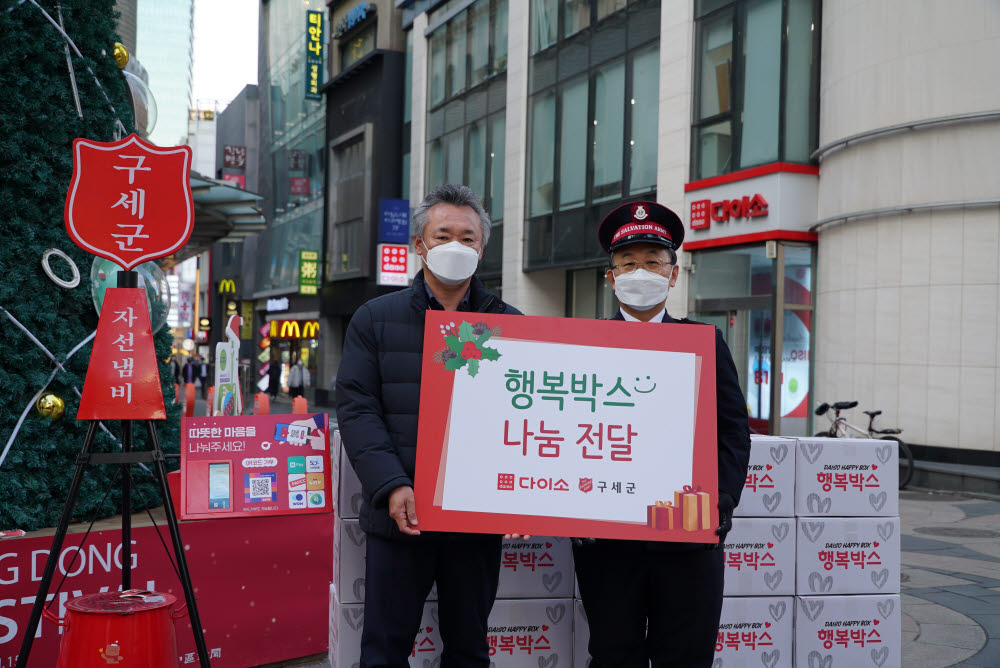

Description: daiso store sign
[683,164,819,249]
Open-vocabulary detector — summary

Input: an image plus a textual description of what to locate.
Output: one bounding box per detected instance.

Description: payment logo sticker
[287,456,306,474]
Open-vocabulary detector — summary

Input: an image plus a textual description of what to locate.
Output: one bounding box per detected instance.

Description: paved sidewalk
[899,489,1000,667]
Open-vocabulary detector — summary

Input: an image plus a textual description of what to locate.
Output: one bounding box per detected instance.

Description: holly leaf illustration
[445,335,463,353]
[467,359,480,377]
[480,347,501,361]
[444,356,468,371]
[475,329,492,346]
[458,321,475,342]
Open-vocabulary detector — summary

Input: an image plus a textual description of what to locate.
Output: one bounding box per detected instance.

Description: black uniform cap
[598,201,685,254]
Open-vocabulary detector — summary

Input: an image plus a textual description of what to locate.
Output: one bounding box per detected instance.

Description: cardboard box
[794,595,901,668]
[328,587,443,668]
[498,536,574,598]
[795,438,898,517]
[573,599,589,668]
[331,429,342,514]
[333,518,367,604]
[488,598,574,667]
[796,517,900,595]
[723,517,796,596]
[734,436,795,518]
[715,596,793,668]
[338,446,364,520]
[333,518,437,603]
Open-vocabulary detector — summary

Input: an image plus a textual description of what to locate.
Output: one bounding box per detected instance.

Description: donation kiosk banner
[180,413,332,520]
[414,312,719,543]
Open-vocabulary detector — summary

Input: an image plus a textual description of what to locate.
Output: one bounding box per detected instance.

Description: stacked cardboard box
[793,437,901,667]
[718,435,797,667]
[328,430,576,666]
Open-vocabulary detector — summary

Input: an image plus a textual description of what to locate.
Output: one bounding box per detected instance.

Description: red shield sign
[579,478,593,493]
[65,133,193,270]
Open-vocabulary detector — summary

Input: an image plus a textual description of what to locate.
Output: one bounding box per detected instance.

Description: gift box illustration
[648,484,712,531]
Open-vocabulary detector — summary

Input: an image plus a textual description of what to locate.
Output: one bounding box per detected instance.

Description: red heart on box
[765,622,771,628]
[546,542,552,548]
[427,627,433,633]
[542,625,549,631]
[873,542,879,547]
[872,465,878,470]
[766,464,773,470]
[873,619,879,625]
[767,543,774,548]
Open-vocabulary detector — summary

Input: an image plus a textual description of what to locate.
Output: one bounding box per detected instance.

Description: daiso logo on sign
[690,194,769,230]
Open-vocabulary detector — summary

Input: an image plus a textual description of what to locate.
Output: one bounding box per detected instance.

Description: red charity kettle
[48,589,185,667]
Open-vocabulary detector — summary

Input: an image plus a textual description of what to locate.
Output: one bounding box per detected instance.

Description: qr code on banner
[287,425,309,445]
[244,472,277,503]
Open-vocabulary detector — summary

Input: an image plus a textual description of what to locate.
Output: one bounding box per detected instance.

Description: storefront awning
[160,173,267,268]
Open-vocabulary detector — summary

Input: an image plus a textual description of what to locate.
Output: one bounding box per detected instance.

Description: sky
[191,0,259,110]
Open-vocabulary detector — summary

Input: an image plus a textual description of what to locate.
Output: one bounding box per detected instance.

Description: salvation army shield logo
[579,478,593,493]
[65,133,193,270]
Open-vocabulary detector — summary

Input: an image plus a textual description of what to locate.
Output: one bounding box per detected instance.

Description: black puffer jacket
[335,270,521,538]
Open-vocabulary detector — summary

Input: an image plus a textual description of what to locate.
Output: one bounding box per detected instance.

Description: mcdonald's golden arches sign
[269,320,320,339]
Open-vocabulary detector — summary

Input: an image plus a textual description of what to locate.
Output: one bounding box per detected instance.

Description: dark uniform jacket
[611,310,752,512]
[335,270,522,538]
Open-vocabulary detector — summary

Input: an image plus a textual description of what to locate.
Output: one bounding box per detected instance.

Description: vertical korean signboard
[305,10,324,100]
[414,312,721,543]
[299,249,319,295]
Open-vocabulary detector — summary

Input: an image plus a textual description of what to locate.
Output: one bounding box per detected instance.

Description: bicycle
[813,400,914,489]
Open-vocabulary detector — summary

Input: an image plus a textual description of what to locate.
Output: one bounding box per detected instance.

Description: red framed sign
[414,312,720,543]
[180,413,332,520]
[64,133,193,270]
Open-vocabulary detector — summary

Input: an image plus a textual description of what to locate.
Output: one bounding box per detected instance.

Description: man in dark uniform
[573,201,751,667]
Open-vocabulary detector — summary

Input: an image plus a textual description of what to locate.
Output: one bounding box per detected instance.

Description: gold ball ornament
[36,393,66,420]
[113,42,129,69]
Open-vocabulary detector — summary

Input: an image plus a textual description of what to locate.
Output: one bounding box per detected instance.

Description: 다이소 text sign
[414,313,719,543]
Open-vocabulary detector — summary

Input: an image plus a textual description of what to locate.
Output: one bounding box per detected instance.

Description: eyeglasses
[611,259,673,274]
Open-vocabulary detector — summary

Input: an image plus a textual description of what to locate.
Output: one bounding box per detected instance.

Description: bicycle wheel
[880,436,914,489]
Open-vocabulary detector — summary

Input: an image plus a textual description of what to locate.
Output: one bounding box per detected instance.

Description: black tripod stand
[16,271,210,668]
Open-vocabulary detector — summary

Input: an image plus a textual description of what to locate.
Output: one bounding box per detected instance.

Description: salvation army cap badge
[598,200,685,254]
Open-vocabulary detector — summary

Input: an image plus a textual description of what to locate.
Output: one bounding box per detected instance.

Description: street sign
[299,250,319,295]
[65,133,193,270]
[378,198,410,244]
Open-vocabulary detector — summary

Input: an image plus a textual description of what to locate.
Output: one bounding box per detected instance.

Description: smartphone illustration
[208,462,231,509]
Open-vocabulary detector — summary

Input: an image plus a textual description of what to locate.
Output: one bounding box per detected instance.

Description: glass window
[446,11,467,97]
[467,120,487,198]
[597,0,628,21]
[488,112,506,222]
[426,139,444,190]
[532,0,558,54]
[327,136,367,279]
[697,10,733,120]
[445,131,464,184]
[629,44,659,194]
[784,0,819,162]
[429,30,446,107]
[469,1,490,87]
[740,0,781,166]
[492,0,509,73]
[563,0,590,38]
[591,59,625,203]
[529,92,556,216]
[401,152,411,201]
[692,0,820,178]
[559,76,588,210]
[569,267,618,318]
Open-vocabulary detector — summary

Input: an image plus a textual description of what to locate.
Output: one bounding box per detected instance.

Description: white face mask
[613,268,672,311]
[422,240,480,286]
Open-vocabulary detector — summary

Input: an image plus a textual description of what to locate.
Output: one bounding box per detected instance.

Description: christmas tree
[0,0,180,531]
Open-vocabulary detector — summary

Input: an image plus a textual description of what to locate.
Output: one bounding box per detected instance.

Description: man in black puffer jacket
[335,184,521,668]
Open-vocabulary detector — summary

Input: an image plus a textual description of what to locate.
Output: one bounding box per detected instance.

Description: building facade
[136,0,194,146]
[386,0,1000,463]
